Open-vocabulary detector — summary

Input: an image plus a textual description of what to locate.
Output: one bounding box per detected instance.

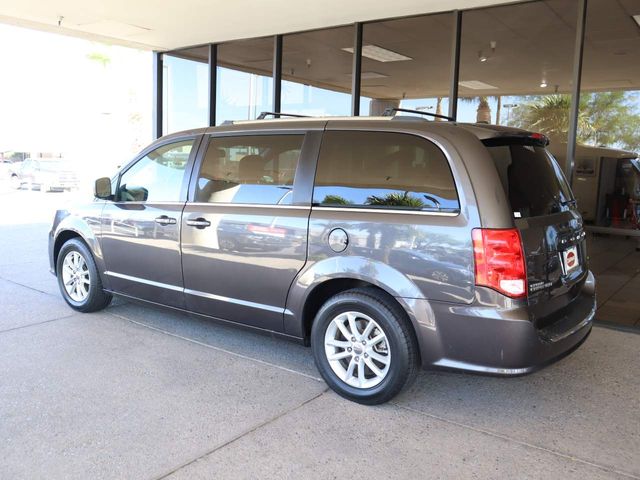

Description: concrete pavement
[1,190,639,479]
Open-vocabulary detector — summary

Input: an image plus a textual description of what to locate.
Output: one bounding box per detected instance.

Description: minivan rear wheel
[311,288,418,405]
[56,238,112,312]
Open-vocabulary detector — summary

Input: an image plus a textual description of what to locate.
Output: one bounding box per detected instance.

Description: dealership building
[3,0,640,236]
[156,0,640,243]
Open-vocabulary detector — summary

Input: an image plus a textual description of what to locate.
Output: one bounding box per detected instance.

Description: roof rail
[382,107,454,122]
[257,111,309,120]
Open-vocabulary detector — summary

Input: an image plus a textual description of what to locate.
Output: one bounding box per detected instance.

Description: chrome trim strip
[110,201,186,206]
[104,271,291,315]
[433,358,531,376]
[104,271,183,292]
[186,202,310,210]
[184,288,288,315]
[311,206,459,217]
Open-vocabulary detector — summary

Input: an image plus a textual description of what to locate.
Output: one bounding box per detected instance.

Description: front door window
[118,140,193,202]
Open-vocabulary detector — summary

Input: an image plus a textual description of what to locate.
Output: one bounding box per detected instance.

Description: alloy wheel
[324,311,391,389]
[61,251,90,302]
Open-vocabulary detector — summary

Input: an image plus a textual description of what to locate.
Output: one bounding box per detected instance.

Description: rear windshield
[484,143,574,219]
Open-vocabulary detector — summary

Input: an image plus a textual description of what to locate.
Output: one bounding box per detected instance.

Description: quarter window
[118,140,193,202]
[195,135,304,205]
[313,131,459,211]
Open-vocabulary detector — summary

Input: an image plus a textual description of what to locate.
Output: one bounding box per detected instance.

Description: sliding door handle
[186,217,211,229]
[155,215,177,225]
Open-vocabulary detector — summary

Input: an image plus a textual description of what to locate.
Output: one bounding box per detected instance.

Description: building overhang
[0,0,523,51]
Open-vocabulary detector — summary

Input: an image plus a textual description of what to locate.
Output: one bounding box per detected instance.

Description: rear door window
[195,135,304,205]
[313,131,459,212]
[484,143,574,218]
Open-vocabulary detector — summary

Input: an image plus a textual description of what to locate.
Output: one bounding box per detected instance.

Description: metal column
[351,23,363,116]
[273,35,283,116]
[152,51,163,139]
[448,11,462,121]
[208,44,217,127]
[566,0,588,183]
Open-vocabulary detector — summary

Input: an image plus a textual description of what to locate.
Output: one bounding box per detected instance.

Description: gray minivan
[49,113,595,404]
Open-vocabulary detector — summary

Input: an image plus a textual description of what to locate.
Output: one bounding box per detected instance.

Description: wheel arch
[51,212,106,288]
[53,230,88,274]
[299,278,425,365]
[285,256,441,364]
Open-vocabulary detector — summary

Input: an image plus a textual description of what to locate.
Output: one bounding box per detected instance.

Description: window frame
[311,129,461,216]
[114,135,202,204]
[187,129,322,207]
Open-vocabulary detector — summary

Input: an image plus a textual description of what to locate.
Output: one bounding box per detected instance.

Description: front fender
[284,256,443,361]
[50,203,107,286]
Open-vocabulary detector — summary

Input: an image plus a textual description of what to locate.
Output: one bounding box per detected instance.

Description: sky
[0,24,152,175]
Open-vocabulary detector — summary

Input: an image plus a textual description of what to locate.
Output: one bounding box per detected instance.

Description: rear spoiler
[481,132,549,148]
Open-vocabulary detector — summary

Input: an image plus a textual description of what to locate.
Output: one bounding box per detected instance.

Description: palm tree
[459,96,496,124]
[367,192,425,208]
[507,93,640,152]
[320,194,352,205]
[508,95,592,139]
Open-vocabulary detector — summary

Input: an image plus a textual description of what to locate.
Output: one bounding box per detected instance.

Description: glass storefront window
[457,0,578,173]
[217,37,274,124]
[572,0,640,227]
[579,0,640,153]
[360,13,453,118]
[162,54,208,134]
[281,26,353,116]
[359,96,372,116]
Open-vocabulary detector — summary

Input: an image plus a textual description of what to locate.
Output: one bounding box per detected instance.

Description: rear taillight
[472,228,527,298]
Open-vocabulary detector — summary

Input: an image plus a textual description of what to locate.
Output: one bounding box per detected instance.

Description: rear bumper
[416,271,596,375]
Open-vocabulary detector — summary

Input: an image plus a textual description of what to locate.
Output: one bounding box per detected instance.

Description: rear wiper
[553,193,576,207]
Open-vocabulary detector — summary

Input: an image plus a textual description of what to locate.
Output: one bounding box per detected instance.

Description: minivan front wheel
[56,238,112,312]
[311,288,418,405]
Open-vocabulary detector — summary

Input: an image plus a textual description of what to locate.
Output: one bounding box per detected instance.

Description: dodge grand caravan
[49,113,596,404]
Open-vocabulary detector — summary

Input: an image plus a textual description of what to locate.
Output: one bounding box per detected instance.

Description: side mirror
[94,177,112,199]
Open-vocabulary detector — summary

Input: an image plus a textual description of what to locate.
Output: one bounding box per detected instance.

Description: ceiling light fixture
[478,41,496,63]
[361,71,389,79]
[346,71,389,79]
[459,80,499,90]
[540,80,548,88]
[342,45,412,62]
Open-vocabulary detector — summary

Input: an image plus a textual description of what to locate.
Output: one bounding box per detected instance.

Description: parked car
[49,113,595,404]
[0,158,20,189]
[18,158,80,192]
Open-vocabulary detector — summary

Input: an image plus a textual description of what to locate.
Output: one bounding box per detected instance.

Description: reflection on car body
[49,114,596,405]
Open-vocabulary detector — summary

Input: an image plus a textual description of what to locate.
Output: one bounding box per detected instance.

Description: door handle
[186,217,211,229]
[155,215,177,225]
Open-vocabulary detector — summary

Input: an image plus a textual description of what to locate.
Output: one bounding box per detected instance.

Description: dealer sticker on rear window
[561,246,579,275]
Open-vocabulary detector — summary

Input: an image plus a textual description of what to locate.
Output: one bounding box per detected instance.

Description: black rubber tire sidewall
[311,289,417,405]
[56,238,111,313]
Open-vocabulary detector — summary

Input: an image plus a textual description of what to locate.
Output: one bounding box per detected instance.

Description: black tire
[56,238,112,312]
[311,288,419,405]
